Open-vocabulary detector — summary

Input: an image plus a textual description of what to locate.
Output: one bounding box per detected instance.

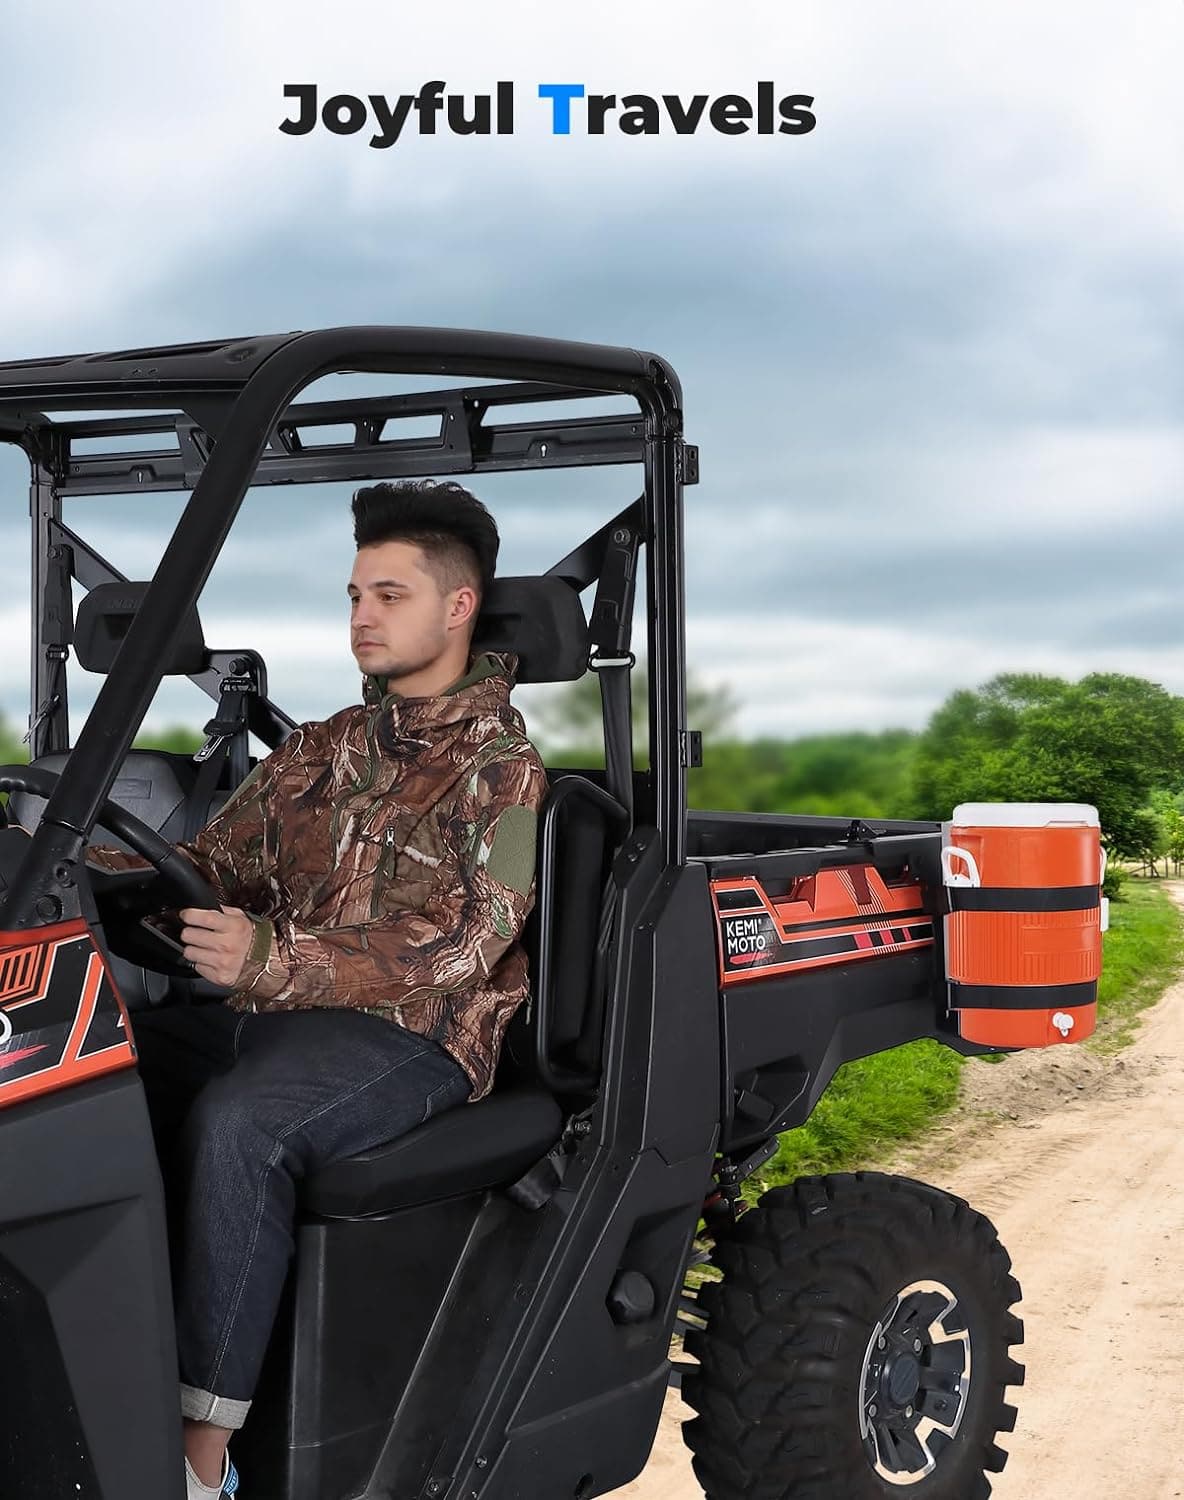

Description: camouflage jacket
[94,651,548,1101]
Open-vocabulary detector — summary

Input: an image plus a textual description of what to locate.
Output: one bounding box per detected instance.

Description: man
[92,480,549,1500]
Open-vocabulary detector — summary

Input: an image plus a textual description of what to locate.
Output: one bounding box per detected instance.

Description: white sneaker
[185,1451,240,1498]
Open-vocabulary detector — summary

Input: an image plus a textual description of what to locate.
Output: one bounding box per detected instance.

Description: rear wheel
[680,1171,1023,1499]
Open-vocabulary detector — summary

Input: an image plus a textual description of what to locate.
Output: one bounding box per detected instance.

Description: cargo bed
[686,808,981,1152]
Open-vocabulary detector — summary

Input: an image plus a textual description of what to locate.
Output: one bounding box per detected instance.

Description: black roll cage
[0,326,697,929]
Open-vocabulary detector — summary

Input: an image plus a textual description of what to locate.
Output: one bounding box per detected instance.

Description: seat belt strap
[505,1143,569,1211]
[184,739,230,844]
[505,1105,596,1212]
[596,661,634,827]
[588,520,640,825]
[186,677,252,842]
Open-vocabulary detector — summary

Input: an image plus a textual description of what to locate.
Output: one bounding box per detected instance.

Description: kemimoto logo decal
[723,913,774,959]
[279,81,816,148]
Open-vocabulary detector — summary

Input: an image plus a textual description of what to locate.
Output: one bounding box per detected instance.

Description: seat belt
[24,543,74,757]
[505,1103,596,1211]
[593,657,634,827]
[588,520,641,826]
[185,668,254,842]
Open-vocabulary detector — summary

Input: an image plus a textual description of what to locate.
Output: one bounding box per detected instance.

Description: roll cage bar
[0,326,697,929]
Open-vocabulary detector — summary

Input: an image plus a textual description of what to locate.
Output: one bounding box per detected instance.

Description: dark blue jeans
[132,1004,471,1428]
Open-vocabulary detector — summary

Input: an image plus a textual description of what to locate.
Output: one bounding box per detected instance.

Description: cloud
[0,0,1180,745]
[685,611,1184,738]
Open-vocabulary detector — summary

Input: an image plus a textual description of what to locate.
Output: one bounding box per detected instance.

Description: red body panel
[0,921,135,1108]
[710,865,935,987]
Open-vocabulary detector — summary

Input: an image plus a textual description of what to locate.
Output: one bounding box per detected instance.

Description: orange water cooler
[941,802,1107,1048]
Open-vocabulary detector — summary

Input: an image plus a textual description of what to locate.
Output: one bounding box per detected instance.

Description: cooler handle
[1099,846,1108,886]
[941,846,982,887]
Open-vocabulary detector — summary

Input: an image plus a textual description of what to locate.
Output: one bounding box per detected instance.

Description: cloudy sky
[0,1,1180,749]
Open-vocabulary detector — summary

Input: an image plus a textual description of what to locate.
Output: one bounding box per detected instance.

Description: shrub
[1102,862,1127,900]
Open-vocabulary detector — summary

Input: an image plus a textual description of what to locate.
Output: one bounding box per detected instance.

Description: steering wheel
[0,764,221,973]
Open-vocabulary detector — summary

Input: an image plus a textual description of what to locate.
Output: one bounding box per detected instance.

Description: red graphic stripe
[0,1045,49,1071]
[0,944,135,1110]
[723,935,934,985]
[2,940,61,1013]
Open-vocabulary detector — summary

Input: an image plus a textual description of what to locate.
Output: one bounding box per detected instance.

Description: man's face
[347,540,475,683]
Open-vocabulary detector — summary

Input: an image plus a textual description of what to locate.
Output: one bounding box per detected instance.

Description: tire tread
[680,1171,1025,1499]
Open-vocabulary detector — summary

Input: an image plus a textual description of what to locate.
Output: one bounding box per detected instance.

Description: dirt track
[616,882,1184,1500]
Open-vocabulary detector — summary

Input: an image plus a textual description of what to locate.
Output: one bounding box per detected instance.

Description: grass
[749,876,1184,1198]
[1088,877,1184,1052]
[753,1039,963,1197]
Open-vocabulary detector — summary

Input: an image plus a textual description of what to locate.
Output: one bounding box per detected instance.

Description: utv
[0,328,1027,1500]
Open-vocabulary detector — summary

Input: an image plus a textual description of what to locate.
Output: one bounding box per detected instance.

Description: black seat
[304,1087,564,1216]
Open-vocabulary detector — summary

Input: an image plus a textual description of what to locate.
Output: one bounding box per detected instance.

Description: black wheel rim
[858,1278,972,1484]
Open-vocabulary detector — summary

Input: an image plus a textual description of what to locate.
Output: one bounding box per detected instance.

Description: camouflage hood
[361,650,522,760]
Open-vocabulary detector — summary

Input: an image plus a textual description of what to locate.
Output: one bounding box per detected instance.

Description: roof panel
[0,326,672,414]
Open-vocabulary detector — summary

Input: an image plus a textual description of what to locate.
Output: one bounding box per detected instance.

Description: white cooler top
[951,802,1099,827]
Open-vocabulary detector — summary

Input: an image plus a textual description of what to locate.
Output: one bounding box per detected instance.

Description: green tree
[0,713,26,814]
[908,672,1184,855]
[1165,800,1184,877]
[687,739,788,813]
[768,729,918,817]
[0,713,27,766]
[530,669,921,818]
[134,725,205,755]
[530,663,740,763]
[909,673,1070,816]
[1146,789,1184,877]
[687,730,919,817]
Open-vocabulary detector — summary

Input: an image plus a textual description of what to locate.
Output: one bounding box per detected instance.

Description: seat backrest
[74,581,207,677]
[471,576,589,683]
[8,749,200,851]
[15,576,253,906]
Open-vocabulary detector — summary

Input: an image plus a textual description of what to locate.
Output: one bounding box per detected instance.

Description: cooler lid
[952,802,1100,827]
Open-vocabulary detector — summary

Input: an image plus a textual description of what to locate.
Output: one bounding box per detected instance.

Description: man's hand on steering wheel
[180,906,258,988]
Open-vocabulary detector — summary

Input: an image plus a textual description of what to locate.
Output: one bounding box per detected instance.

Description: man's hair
[351,479,499,608]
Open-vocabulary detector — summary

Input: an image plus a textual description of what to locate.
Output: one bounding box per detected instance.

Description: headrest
[472,576,589,683]
[74,582,207,675]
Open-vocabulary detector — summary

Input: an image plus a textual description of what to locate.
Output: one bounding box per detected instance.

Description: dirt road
[615,882,1184,1500]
